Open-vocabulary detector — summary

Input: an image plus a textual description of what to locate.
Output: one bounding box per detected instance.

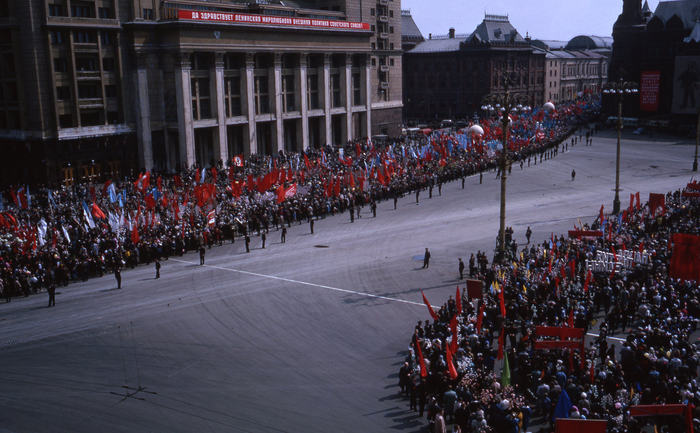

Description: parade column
[213,53,229,166]
[244,53,257,156]
[299,52,310,151]
[343,54,353,142]
[273,53,284,153]
[175,52,195,169]
[135,53,153,171]
[323,54,332,147]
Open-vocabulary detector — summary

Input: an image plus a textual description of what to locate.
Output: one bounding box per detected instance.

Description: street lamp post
[603,79,638,215]
[477,78,531,263]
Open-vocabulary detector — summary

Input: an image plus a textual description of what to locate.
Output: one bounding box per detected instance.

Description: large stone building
[402,14,545,123]
[610,0,700,119]
[0,0,403,185]
[534,38,609,104]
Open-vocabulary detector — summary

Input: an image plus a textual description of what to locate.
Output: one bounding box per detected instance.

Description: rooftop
[401,9,424,41]
[654,0,700,30]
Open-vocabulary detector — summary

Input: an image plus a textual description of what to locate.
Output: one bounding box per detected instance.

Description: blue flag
[553,389,573,421]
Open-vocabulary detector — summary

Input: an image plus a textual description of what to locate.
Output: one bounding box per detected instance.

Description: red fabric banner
[649,193,665,216]
[455,287,462,314]
[466,280,483,299]
[555,419,607,433]
[669,233,700,281]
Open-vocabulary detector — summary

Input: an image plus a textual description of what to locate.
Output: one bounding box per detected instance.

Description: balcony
[377,15,388,23]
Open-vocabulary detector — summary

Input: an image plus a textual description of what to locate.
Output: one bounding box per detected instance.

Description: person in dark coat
[309,219,314,234]
[245,235,251,252]
[398,362,411,395]
[114,264,122,289]
[261,232,266,249]
[458,258,465,280]
[47,282,56,307]
[281,227,287,243]
[155,259,161,279]
[199,245,206,265]
[423,248,431,269]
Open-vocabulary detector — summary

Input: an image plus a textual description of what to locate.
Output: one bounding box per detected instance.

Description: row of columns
[135,52,373,170]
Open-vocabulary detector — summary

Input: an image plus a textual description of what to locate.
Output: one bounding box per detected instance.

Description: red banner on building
[177,10,370,31]
[640,71,661,112]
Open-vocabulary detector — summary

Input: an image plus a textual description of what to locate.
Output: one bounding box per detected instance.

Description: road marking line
[171,258,424,307]
[586,332,625,342]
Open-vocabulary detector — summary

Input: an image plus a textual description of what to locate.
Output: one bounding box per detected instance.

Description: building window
[71,2,94,18]
[390,26,394,33]
[74,30,96,43]
[75,55,99,72]
[331,73,341,108]
[370,8,375,16]
[371,58,376,66]
[307,74,319,109]
[192,77,211,119]
[142,8,154,20]
[81,110,103,126]
[50,31,65,45]
[225,76,241,117]
[254,76,269,114]
[98,7,113,19]
[107,111,120,124]
[352,72,361,105]
[390,58,395,66]
[371,25,375,32]
[56,86,71,101]
[78,83,100,99]
[389,10,393,17]
[48,4,66,17]
[282,74,295,112]
[390,43,394,50]
[371,43,375,50]
[100,32,112,45]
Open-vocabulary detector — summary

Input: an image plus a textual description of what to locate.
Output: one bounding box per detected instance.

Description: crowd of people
[0,99,598,301]
[402,185,699,433]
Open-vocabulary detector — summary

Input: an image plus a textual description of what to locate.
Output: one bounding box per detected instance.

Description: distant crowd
[402,186,699,433]
[0,99,598,300]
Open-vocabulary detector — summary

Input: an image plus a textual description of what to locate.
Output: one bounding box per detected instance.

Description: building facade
[536,40,609,104]
[609,0,700,119]
[403,14,545,123]
[0,0,403,185]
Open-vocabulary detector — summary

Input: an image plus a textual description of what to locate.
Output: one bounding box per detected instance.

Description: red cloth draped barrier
[555,419,607,433]
[669,234,700,281]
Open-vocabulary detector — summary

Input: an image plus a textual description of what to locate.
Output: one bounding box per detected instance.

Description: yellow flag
[522,284,527,294]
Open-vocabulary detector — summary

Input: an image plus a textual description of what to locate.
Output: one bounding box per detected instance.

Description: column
[273,53,284,152]
[174,53,195,168]
[299,53,309,150]
[214,53,228,165]
[364,55,372,139]
[135,54,153,170]
[323,53,331,146]
[244,53,257,155]
[343,54,353,142]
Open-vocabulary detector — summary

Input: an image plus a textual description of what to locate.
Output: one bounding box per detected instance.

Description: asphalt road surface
[0,130,696,433]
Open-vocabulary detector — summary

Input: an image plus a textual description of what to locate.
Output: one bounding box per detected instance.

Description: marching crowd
[403,186,699,433]
[0,99,598,301]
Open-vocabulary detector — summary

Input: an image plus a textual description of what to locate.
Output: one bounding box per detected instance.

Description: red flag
[174,175,182,188]
[590,363,595,383]
[629,193,634,214]
[498,286,506,318]
[91,203,106,219]
[635,192,640,210]
[445,340,458,380]
[415,336,427,378]
[211,167,217,183]
[303,153,311,169]
[669,233,700,281]
[599,205,604,225]
[476,301,485,334]
[455,286,462,314]
[449,315,458,353]
[497,326,504,360]
[157,176,162,192]
[569,260,576,279]
[131,224,139,244]
[276,185,286,204]
[567,309,575,327]
[421,291,439,321]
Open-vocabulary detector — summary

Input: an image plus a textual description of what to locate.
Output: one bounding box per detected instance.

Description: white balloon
[468,125,484,136]
[544,101,556,112]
